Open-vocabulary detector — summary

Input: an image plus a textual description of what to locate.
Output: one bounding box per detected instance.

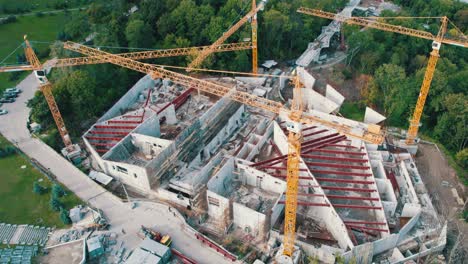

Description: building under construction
[82,67,446,263]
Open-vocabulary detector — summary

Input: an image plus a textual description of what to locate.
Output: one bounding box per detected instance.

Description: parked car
[3,92,18,98]
[0,109,7,115]
[4,88,21,94]
[0,98,15,103]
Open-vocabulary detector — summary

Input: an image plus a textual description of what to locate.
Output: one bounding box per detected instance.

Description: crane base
[61,144,82,165]
[395,140,419,155]
[274,244,301,264]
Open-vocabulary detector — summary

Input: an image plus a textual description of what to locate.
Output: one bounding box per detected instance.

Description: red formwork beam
[305,148,365,156]
[295,193,325,197]
[298,184,320,188]
[302,133,340,147]
[345,224,388,232]
[122,114,144,119]
[90,131,129,135]
[96,149,110,153]
[325,144,357,149]
[89,142,116,147]
[194,233,237,261]
[303,129,328,138]
[315,178,374,184]
[302,136,347,153]
[302,126,317,132]
[310,169,372,177]
[173,88,194,109]
[107,120,142,124]
[343,220,387,226]
[260,166,309,172]
[86,136,123,141]
[271,174,313,180]
[278,200,330,207]
[94,125,137,130]
[326,195,379,201]
[350,227,378,237]
[251,155,287,167]
[306,162,370,170]
[321,186,376,193]
[171,248,197,264]
[302,154,368,163]
[333,204,382,210]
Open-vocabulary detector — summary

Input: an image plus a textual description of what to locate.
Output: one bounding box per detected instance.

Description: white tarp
[364,107,386,124]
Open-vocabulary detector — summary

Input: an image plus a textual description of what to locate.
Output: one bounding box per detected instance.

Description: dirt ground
[414,143,467,262]
[309,62,365,102]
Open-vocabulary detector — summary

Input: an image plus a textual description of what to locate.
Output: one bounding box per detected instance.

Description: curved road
[0,73,231,263]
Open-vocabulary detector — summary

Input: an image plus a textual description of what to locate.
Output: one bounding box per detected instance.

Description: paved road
[0,73,231,263]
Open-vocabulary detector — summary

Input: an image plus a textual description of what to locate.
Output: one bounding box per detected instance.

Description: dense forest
[23,0,467,171]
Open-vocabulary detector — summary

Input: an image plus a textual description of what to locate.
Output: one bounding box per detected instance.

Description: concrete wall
[233,203,266,235]
[325,84,345,107]
[133,113,161,137]
[207,158,235,195]
[207,190,230,220]
[202,105,244,160]
[131,133,172,157]
[102,158,151,191]
[399,161,419,204]
[98,75,157,122]
[303,88,339,114]
[238,163,286,194]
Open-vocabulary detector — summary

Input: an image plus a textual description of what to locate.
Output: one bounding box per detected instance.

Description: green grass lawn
[0,0,88,15]
[340,101,366,122]
[0,12,75,90]
[0,135,82,227]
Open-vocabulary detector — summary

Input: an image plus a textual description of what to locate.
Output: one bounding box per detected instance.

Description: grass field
[0,12,76,90]
[0,0,87,15]
[0,135,82,227]
[340,101,366,122]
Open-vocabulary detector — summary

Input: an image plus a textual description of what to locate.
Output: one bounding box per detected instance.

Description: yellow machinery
[297,8,468,145]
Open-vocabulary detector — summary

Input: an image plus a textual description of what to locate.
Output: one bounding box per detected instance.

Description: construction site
[0,0,466,263]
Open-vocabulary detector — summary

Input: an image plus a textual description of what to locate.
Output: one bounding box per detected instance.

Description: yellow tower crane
[297,7,468,146]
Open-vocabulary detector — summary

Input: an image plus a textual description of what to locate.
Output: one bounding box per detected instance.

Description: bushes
[33,182,47,195]
[52,184,66,198]
[59,208,71,224]
[0,15,17,25]
[0,146,16,158]
[49,197,62,212]
[455,149,468,169]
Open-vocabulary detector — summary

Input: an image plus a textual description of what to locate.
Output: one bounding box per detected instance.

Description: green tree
[49,197,62,212]
[434,94,467,152]
[52,184,65,198]
[33,182,47,195]
[125,19,153,48]
[59,208,72,225]
[456,148,468,169]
